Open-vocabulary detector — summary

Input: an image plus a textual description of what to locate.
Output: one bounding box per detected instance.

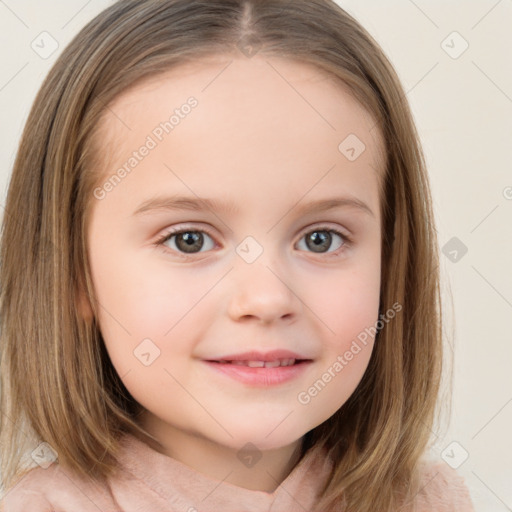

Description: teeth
[247,360,265,367]
[218,359,297,367]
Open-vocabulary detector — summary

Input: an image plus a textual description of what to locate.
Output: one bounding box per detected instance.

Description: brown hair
[0,1,446,510]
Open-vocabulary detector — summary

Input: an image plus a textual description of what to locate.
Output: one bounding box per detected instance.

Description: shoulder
[409,458,476,512]
[1,463,118,512]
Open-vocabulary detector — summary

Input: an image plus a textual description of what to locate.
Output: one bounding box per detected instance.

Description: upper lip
[204,349,313,362]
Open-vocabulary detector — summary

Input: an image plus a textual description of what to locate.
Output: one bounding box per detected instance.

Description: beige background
[0,1,511,510]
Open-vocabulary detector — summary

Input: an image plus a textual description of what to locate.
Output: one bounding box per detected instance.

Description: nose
[226,257,300,324]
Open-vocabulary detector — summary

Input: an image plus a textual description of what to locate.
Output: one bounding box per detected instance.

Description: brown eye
[173,231,205,253]
[297,228,349,255]
[157,229,216,255]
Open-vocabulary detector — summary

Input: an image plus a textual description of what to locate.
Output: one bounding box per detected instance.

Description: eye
[154,225,352,259]
[296,226,351,256]
[155,228,216,256]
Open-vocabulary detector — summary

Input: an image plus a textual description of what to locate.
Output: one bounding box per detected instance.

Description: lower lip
[203,361,312,386]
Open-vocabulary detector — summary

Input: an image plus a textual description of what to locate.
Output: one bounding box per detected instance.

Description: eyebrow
[133,194,375,218]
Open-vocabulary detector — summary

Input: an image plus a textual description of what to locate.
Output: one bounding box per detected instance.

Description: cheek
[296,263,380,416]
[295,263,379,414]
[306,264,381,346]
[296,287,378,420]
[90,248,214,366]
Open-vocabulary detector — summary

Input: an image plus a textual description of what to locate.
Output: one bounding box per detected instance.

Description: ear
[76,284,94,323]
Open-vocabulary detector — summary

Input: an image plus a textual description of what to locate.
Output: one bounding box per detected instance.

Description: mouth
[206,358,311,368]
[202,358,314,386]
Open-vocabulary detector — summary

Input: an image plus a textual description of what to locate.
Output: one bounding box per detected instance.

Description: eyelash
[153,225,352,260]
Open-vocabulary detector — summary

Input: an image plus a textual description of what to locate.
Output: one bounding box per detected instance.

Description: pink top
[1,433,475,511]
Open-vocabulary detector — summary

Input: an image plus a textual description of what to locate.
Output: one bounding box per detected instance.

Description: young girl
[0,1,475,511]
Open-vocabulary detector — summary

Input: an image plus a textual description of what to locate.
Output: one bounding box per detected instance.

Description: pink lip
[205,349,311,362]
[203,360,313,387]
[202,349,314,387]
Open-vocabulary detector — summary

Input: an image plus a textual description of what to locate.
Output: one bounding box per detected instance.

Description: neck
[136,412,305,493]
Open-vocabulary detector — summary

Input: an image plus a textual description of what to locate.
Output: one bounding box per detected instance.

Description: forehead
[98,54,383,154]
[91,54,385,209]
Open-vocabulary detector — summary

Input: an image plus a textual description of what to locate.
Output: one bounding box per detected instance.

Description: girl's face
[86,55,384,455]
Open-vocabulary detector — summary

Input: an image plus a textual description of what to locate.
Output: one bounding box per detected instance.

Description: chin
[217,427,305,452]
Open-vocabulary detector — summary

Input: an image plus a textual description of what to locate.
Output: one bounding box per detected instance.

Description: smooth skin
[84,54,384,493]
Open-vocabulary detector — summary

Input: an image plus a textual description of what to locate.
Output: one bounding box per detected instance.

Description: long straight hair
[0,1,445,510]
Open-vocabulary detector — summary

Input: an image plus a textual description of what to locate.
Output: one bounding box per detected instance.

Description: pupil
[177,232,203,253]
[174,230,333,255]
[308,231,330,252]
